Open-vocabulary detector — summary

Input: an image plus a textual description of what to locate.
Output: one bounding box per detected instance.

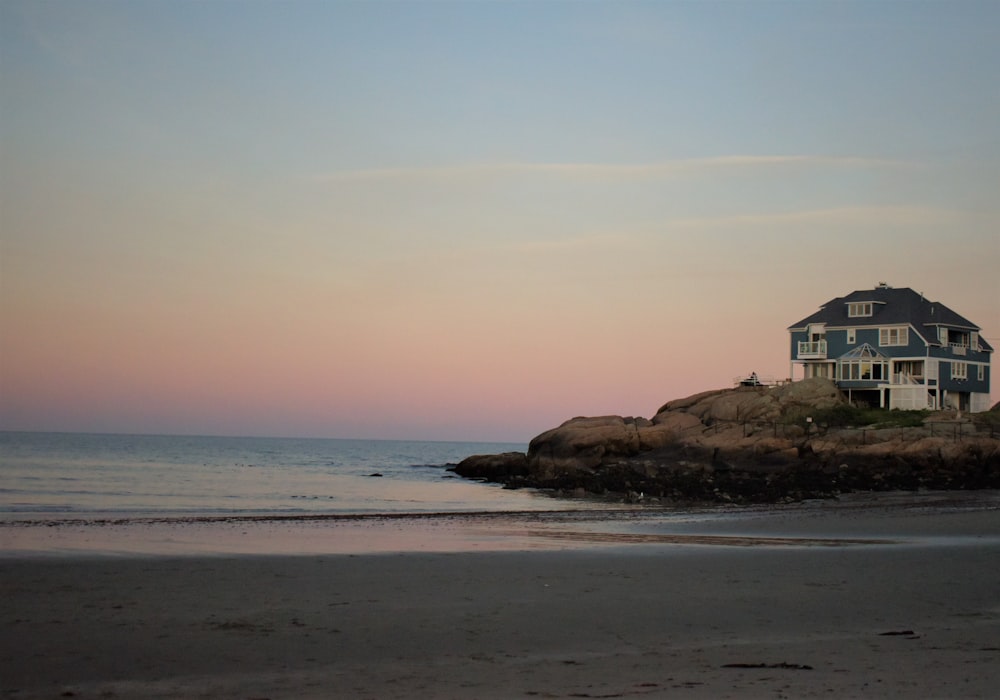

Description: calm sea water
[0,431,563,520]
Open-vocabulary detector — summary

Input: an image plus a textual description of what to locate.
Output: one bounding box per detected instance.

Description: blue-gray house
[788,284,993,412]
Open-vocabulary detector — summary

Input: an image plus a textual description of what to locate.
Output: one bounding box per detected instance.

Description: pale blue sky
[2,0,998,440]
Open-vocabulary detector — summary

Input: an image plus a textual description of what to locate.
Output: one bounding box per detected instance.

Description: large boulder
[520,381,849,486]
[453,378,1000,502]
[451,452,527,481]
[654,378,844,425]
[526,416,646,478]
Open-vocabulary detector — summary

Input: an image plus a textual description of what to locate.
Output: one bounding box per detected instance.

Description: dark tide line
[0,508,637,528]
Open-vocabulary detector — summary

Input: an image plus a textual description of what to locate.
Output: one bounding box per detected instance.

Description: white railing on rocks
[732,375,786,388]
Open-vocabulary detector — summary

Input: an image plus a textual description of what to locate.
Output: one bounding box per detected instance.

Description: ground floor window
[979,365,985,381]
[807,364,833,379]
[952,362,968,380]
[839,360,887,381]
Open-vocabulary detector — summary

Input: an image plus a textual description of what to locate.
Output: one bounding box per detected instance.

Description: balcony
[797,340,828,359]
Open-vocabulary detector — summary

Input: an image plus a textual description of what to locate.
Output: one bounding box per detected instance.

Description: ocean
[0,431,567,521]
[4,432,996,559]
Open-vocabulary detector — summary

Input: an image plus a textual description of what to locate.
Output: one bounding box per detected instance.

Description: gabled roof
[788,286,993,352]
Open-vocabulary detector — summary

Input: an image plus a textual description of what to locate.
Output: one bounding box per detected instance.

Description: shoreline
[2,489,998,558]
[2,491,998,698]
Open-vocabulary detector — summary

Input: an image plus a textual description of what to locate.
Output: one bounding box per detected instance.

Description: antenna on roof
[876,282,891,289]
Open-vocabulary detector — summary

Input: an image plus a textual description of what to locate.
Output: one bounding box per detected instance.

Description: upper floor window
[846,328,856,344]
[952,361,968,380]
[848,302,873,317]
[879,327,909,346]
[947,329,970,348]
[979,364,985,381]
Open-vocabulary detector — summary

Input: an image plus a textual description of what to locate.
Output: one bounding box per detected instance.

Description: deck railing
[797,340,827,358]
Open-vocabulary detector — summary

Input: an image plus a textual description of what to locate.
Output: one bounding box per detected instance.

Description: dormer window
[848,302,873,318]
[947,329,971,348]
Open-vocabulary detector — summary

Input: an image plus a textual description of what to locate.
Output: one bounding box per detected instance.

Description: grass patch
[789,405,927,429]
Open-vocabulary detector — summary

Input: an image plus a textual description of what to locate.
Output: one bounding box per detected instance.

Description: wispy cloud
[316,156,913,184]
[660,204,963,230]
[493,205,965,261]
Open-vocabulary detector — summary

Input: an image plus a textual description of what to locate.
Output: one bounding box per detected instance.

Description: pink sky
[2,2,997,442]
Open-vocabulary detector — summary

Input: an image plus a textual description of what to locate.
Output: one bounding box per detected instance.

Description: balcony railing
[797,340,827,358]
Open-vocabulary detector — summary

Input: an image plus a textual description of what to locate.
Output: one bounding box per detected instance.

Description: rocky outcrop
[451,452,528,480]
[451,378,1000,503]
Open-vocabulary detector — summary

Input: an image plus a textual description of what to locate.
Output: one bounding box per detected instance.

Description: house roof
[788,286,994,352]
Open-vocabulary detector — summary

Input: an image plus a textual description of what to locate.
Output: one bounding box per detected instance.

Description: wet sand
[2,491,999,699]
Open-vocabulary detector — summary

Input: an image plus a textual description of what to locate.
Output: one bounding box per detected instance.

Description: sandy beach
[2,492,999,699]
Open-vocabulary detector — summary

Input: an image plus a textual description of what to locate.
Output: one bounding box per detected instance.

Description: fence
[704,418,999,441]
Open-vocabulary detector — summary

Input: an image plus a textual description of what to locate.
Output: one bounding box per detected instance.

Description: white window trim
[848,302,873,318]
[952,361,968,380]
[879,327,909,347]
[978,364,985,381]
[846,328,856,344]
[838,359,888,381]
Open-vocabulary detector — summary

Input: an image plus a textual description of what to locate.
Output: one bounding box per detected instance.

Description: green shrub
[790,405,926,429]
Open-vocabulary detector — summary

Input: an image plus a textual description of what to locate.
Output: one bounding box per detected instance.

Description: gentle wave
[0,431,580,520]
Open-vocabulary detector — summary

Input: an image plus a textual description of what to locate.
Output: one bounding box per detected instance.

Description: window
[838,359,887,381]
[895,360,924,381]
[848,302,873,318]
[978,365,985,381]
[846,329,856,344]
[879,327,909,346]
[947,329,970,348]
[952,362,968,380]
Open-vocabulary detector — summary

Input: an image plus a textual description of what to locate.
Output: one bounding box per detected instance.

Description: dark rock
[453,380,1000,503]
[450,452,528,482]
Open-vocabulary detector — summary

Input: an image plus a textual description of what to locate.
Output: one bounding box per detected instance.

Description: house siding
[788,286,992,412]
[939,359,989,394]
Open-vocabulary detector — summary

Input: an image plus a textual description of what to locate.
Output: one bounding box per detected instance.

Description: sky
[1,0,998,442]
